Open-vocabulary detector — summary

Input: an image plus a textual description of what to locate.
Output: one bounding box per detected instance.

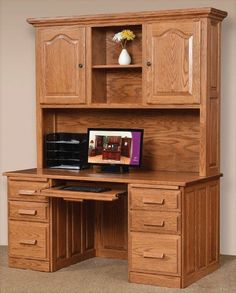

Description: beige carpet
[0,246,236,293]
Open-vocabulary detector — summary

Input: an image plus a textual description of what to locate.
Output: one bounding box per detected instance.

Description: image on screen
[87,129,143,166]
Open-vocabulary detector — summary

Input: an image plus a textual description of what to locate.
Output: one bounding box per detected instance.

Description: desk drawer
[8,179,49,202]
[130,232,181,275]
[130,210,181,234]
[9,221,49,260]
[9,201,49,222]
[130,187,181,211]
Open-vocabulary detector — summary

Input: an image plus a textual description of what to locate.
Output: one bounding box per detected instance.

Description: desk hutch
[4,7,227,288]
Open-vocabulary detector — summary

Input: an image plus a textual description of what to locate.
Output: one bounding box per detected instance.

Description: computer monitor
[87,128,143,172]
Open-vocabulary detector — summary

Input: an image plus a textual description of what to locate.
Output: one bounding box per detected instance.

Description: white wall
[0,0,236,254]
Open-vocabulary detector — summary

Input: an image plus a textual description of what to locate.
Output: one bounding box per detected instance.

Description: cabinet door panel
[38,27,86,104]
[145,21,200,104]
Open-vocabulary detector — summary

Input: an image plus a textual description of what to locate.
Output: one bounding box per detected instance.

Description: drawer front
[8,179,49,202]
[130,210,181,234]
[9,201,49,222]
[130,232,181,275]
[130,187,181,211]
[9,221,49,260]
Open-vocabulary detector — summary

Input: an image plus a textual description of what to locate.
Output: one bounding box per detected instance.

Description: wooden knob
[78,64,83,68]
[146,61,152,66]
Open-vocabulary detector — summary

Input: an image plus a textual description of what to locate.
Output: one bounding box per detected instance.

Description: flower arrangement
[112,29,136,48]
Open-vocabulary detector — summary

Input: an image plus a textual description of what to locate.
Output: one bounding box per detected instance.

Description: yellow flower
[121,30,135,41]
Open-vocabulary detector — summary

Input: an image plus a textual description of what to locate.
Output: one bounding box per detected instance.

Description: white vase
[118,49,131,65]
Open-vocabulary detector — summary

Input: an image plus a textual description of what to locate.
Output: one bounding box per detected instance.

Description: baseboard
[129,271,181,288]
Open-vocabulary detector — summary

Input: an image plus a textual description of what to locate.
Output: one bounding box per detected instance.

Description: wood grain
[27,8,227,27]
[38,27,86,104]
[40,185,126,202]
[5,168,222,186]
[9,257,50,272]
[52,108,200,172]
[92,26,142,66]
[96,195,128,259]
[51,198,96,271]
[130,186,181,211]
[200,19,221,176]
[91,68,142,104]
[6,8,227,289]
[182,179,220,287]
[207,181,219,265]
[130,210,181,234]
[92,70,107,103]
[207,97,220,174]
[40,103,200,109]
[129,271,181,288]
[183,188,195,276]
[9,201,49,222]
[9,221,49,260]
[210,21,220,95]
[106,69,142,104]
[130,232,181,275]
[8,179,49,202]
[92,65,142,69]
[82,200,95,252]
[195,186,207,269]
[145,21,201,104]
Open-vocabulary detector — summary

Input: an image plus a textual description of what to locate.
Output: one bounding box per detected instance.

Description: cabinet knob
[146,61,152,67]
[78,64,83,68]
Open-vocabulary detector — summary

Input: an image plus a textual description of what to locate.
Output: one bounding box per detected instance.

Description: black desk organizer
[45,133,89,170]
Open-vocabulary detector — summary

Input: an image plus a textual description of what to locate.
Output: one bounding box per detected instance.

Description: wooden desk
[5,168,221,288]
[4,7,227,289]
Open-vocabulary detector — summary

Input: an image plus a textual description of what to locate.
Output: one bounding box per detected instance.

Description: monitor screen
[87,128,143,167]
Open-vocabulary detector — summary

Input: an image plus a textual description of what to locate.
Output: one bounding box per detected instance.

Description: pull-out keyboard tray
[39,185,127,202]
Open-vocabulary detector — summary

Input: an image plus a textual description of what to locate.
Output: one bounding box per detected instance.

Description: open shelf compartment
[92,67,142,104]
[42,108,200,174]
[92,25,142,66]
[91,25,142,105]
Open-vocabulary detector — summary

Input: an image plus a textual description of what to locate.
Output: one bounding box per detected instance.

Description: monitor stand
[100,165,129,173]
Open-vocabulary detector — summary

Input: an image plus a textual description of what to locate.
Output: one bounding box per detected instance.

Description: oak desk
[4,7,227,288]
[5,168,221,288]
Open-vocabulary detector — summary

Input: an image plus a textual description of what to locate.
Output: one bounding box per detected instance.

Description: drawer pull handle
[143,252,165,259]
[18,190,37,196]
[19,239,37,245]
[143,199,164,205]
[144,221,165,228]
[18,209,37,216]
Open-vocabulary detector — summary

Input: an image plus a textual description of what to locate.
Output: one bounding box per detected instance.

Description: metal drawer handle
[143,252,165,259]
[19,239,37,245]
[18,190,37,196]
[143,198,164,205]
[18,209,37,216]
[144,221,165,228]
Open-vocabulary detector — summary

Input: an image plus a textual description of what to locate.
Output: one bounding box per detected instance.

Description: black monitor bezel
[87,128,144,168]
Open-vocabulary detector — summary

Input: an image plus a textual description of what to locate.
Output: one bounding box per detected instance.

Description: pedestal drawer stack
[128,184,182,288]
[8,177,51,272]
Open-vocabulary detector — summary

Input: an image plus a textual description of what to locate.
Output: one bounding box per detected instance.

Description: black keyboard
[62,185,111,193]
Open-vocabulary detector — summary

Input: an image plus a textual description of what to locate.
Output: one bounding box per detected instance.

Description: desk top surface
[4,168,222,187]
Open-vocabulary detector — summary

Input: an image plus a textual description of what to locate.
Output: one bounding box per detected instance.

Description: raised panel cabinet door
[38,27,86,104]
[144,21,201,104]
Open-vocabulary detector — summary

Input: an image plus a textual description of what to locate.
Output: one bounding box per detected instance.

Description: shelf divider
[92,64,142,69]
